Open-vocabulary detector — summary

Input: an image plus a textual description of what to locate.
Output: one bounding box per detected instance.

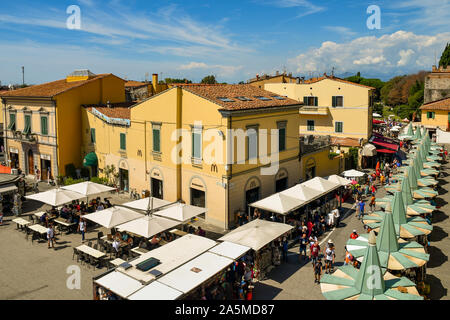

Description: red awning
[371,137,399,151]
[376,149,396,154]
[373,119,385,125]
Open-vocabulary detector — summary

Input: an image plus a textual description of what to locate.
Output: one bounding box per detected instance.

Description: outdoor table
[101,236,129,247]
[109,258,126,269]
[33,211,46,219]
[27,224,48,243]
[169,229,188,237]
[76,244,106,268]
[12,218,31,230]
[130,246,149,256]
[53,218,76,235]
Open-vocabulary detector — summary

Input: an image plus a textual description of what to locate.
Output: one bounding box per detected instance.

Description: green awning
[83,152,98,167]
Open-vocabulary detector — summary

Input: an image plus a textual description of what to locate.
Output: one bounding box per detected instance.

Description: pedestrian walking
[282,237,289,262]
[314,258,323,284]
[299,233,308,262]
[354,199,360,218]
[324,240,335,274]
[369,194,376,212]
[310,239,320,267]
[47,224,55,249]
[0,210,3,225]
[77,218,86,242]
[332,207,340,227]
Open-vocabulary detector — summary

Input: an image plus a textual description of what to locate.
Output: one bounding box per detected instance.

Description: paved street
[1,155,449,300]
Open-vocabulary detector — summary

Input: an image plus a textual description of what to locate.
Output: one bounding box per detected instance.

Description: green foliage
[63,177,85,186]
[345,73,385,101]
[439,43,450,68]
[164,78,192,84]
[373,103,383,114]
[90,176,108,185]
[328,152,339,159]
[348,147,359,169]
[201,75,218,84]
[65,163,77,179]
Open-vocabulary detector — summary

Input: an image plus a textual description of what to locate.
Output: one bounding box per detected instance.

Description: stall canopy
[372,113,382,118]
[127,281,183,301]
[370,137,399,151]
[83,152,98,167]
[373,119,385,125]
[116,214,180,238]
[158,252,234,294]
[208,241,251,260]
[116,234,217,284]
[62,181,115,197]
[0,184,18,194]
[94,270,144,299]
[122,197,172,212]
[83,206,143,229]
[342,169,365,178]
[250,193,304,215]
[280,184,323,203]
[218,219,293,251]
[302,177,340,193]
[327,175,351,187]
[361,144,377,157]
[25,188,85,206]
[154,203,207,222]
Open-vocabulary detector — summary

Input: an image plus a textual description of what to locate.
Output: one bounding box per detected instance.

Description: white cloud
[179,62,243,77]
[393,0,450,28]
[289,31,450,78]
[257,0,325,18]
[179,62,209,70]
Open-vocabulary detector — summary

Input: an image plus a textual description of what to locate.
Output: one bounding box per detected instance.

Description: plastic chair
[93,244,98,251]
[87,241,93,248]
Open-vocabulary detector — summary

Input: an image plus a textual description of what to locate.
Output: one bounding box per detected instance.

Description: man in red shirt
[350,229,359,239]
[310,239,320,267]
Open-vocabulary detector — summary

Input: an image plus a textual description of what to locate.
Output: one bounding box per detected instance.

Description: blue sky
[0,0,449,85]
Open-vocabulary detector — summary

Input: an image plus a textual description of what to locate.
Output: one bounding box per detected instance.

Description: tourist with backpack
[314,258,323,284]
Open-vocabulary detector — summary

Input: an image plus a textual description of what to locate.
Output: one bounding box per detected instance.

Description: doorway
[27,150,34,175]
[119,168,129,192]
[275,177,288,192]
[151,178,163,199]
[246,187,260,217]
[10,152,19,169]
[41,159,51,180]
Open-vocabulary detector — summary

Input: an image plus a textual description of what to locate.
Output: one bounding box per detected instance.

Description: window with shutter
[8,113,16,130]
[23,114,31,134]
[335,121,343,133]
[192,127,202,159]
[247,127,258,160]
[120,133,126,150]
[90,128,96,143]
[153,128,160,152]
[307,120,315,131]
[332,96,336,107]
[41,116,48,135]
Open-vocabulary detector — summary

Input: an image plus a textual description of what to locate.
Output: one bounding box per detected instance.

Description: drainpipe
[2,98,8,165]
[226,114,232,230]
[52,99,59,179]
[176,87,182,200]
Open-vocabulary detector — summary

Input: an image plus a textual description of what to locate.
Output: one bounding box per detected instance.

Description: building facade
[420,97,450,131]
[247,72,298,89]
[265,75,375,141]
[82,84,303,229]
[1,70,125,178]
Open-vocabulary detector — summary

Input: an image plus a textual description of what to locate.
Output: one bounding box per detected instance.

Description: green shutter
[432,112,435,119]
[332,96,336,107]
[120,133,126,150]
[153,129,160,152]
[23,115,31,134]
[41,116,48,135]
[314,97,318,106]
[91,128,96,143]
[303,97,308,105]
[192,132,201,159]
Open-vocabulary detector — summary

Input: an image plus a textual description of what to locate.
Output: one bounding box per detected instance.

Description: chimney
[185,79,188,84]
[288,72,292,77]
[152,73,158,85]
[276,71,279,76]
[107,101,111,108]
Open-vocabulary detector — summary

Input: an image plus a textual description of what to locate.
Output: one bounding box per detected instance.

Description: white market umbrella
[25,188,85,206]
[327,174,352,187]
[218,219,293,251]
[83,206,143,228]
[62,181,115,197]
[302,176,340,193]
[373,113,382,118]
[343,169,366,178]
[122,197,172,211]
[250,193,304,215]
[154,203,207,222]
[117,215,179,238]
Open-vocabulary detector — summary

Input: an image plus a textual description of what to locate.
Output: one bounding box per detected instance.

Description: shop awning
[83,152,98,167]
[362,143,377,156]
[376,149,396,154]
[373,119,385,125]
[370,138,399,151]
[0,183,18,194]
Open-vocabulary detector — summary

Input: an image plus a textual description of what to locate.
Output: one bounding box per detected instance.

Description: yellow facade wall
[300,148,344,181]
[421,109,450,130]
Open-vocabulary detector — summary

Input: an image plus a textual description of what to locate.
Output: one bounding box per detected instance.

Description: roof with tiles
[84,102,133,120]
[125,80,150,88]
[178,84,302,111]
[301,75,376,90]
[419,97,450,111]
[0,73,121,98]
[330,136,362,147]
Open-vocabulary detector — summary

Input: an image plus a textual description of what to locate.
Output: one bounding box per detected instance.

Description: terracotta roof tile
[84,102,133,120]
[302,76,375,89]
[125,81,149,88]
[330,136,361,147]
[0,74,121,98]
[420,97,450,111]
[178,84,302,111]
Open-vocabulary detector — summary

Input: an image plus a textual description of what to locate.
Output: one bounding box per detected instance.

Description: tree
[439,42,450,68]
[201,75,217,84]
[164,78,192,84]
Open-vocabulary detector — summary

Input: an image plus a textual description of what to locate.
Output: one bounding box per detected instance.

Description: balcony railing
[299,106,329,115]
[11,131,38,143]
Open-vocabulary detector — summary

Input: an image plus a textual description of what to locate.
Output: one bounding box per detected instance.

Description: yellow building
[247,72,298,89]
[82,84,304,229]
[420,97,450,131]
[0,70,125,178]
[265,75,375,142]
[125,74,168,102]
